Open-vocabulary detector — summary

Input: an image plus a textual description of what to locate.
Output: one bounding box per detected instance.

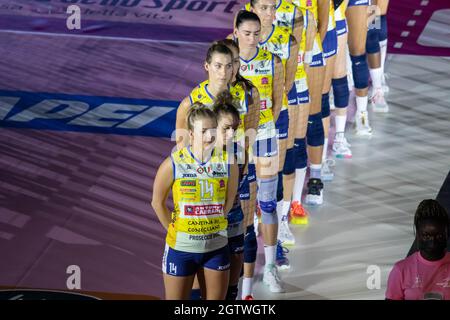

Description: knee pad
[350,54,369,89]
[379,15,388,41]
[282,148,295,175]
[294,138,307,169]
[366,28,380,54]
[332,77,349,108]
[190,288,202,300]
[306,112,324,147]
[244,224,257,263]
[321,92,330,118]
[276,171,283,202]
[226,285,239,300]
[257,176,278,224]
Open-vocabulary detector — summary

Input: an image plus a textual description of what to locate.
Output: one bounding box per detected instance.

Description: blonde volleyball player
[175,41,259,299]
[234,10,285,294]
[330,0,353,159]
[152,104,239,300]
[250,0,299,264]
[346,0,372,136]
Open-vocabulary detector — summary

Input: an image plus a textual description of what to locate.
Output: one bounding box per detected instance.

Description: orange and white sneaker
[289,201,309,225]
[243,295,254,300]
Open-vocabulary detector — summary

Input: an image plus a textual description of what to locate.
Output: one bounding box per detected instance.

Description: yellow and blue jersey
[239,48,277,141]
[167,147,229,253]
[335,0,348,36]
[259,24,292,111]
[244,0,297,34]
[189,80,248,142]
[293,0,325,66]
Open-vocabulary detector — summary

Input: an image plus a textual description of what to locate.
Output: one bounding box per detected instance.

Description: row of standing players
[152,0,391,300]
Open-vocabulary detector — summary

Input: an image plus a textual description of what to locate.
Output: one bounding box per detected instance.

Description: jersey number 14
[199,180,214,199]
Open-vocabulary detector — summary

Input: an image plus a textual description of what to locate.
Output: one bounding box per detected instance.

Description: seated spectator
[386,199,450,300]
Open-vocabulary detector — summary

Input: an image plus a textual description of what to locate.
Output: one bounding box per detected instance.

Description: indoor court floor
[0,0,449,300]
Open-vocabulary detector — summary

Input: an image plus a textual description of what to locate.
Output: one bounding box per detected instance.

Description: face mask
[418,239,447,259]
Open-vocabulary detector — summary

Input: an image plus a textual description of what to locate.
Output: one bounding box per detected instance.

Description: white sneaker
[305,178,324,206]
[370,88,389,113]
[263,264,285,293]
[321,159,335,182]
[354,111,373,137]
[278,218,295,246]
[332,137,352,159]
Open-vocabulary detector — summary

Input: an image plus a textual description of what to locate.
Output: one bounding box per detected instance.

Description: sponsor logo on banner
[0,0,242,28]
[196,166,211,174]
[241,64,253,72]
[180,180,196,187]
[260,100,267,110]
[182,173,196,178]
[261,77,269,85]
[213,170,227,177]
[0,90,177,137]
[184,204,223,216]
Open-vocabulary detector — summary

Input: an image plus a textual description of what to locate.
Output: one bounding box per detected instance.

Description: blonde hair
[186,102,217,130]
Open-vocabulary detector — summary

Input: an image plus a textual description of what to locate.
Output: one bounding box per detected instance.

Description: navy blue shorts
[310,51,325,67]
[275,109,289,140]
[297,89,310,104]
[228,234,245,255]
[348,0,369,7]
[322,28,338,58]
[336,19,347,36]
[239,169,250,200]
[247,163,256,183]
[287,85,298,105]
[162,244,230,277]
[227,206,245,238]
[253,136,278,157]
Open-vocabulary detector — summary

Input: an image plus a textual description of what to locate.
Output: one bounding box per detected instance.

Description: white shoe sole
[279,238,295,246]
[305,197,323,206]
[354,129,373,137]
[263,281,285,293]
[372,105,389,113]
[277,264,291,271]
[333,152,352,159]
